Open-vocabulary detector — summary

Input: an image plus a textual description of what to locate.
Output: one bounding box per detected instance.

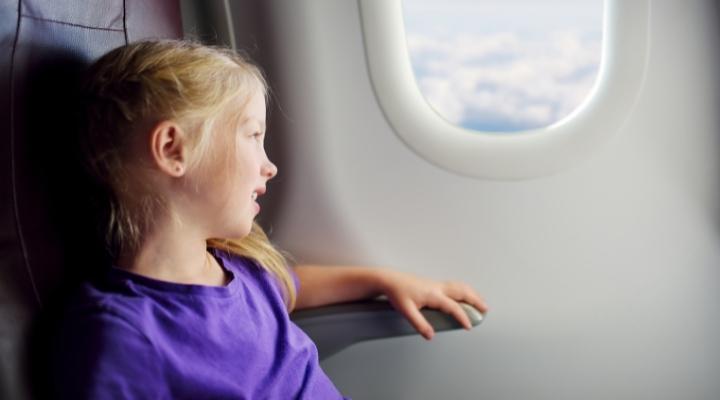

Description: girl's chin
[214,222,253,240]
[230,226,253,239]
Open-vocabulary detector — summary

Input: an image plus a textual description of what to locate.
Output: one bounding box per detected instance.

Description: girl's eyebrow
[237,117,265,132]
[246,118,265,131]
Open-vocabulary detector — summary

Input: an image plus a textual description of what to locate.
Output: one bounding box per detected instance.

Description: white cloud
[406,30,602,132]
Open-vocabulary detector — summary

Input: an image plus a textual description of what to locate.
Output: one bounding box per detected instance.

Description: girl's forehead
[226,90,266,131]
[240,91,267,127]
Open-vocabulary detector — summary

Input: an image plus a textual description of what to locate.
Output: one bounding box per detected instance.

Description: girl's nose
[263,160,278,179]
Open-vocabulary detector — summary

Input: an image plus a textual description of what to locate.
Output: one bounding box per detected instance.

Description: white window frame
[358,0,651,180]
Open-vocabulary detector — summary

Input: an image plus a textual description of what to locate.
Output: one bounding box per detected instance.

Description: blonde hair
[81,39,296,310]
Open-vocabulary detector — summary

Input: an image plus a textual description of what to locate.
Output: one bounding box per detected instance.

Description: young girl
[53,40,488,399]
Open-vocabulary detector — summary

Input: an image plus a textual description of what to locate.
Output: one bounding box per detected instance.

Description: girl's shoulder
[59,271,156,334]
[52,278,168,398]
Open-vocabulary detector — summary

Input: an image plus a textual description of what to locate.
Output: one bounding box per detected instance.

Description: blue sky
[402,0,604,132]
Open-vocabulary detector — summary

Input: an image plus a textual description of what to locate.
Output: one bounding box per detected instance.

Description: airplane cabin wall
[225,1,720,399]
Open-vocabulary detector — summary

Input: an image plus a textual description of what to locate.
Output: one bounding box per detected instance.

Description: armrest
[290,299,483,361]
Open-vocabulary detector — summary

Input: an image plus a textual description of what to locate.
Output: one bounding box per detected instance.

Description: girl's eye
[251,132,262,140]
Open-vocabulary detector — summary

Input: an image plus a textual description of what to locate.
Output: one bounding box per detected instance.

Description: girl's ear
[149,120,187,177]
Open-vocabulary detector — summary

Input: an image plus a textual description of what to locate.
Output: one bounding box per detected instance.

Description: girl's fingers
[444,282,489,314]
[469,294,489,314]
[398,299,434,340]
[442,297,473,330]
[460,290,488,314]
[388,279,488,340]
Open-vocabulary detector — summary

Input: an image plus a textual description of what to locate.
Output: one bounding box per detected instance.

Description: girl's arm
[292,265,489,340]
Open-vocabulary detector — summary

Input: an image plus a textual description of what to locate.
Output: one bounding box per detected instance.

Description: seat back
[0,1,182,398]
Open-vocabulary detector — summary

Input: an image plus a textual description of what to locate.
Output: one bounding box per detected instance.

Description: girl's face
[190,89,277,239]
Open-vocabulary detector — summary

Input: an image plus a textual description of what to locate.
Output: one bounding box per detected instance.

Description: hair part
[81,39,295,310]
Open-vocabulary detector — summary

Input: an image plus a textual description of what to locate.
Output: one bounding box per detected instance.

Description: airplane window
[360,0,648,178]
[402,0,603,133]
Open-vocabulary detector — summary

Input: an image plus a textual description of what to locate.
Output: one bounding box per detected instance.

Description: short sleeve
[52,309,170,400]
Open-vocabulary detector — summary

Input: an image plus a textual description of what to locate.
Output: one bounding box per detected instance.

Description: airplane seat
[0,1,182,398]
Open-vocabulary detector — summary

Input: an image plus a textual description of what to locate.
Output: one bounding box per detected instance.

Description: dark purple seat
[0,1,182,398]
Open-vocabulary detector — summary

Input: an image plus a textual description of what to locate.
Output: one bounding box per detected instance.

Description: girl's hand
[376,269,489,340]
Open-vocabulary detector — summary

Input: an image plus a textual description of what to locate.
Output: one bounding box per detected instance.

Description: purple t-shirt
[54,248,347,399]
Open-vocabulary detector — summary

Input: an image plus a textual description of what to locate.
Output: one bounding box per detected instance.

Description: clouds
[406,29,602,132]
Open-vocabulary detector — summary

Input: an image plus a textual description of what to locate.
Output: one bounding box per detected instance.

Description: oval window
[402,0,604,133]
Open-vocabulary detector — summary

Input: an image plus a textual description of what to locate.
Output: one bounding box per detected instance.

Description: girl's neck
[116,224,228,287]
